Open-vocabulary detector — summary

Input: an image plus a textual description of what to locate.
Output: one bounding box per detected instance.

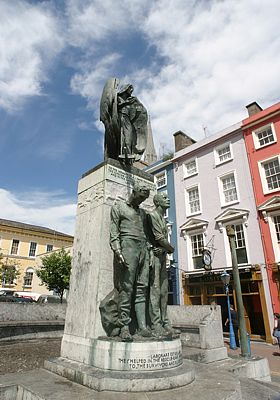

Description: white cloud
[0,0,64,112]
[0,188,76,235]
[65,0,280,152]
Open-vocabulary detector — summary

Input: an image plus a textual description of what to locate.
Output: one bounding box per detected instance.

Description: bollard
[247,332,251,357]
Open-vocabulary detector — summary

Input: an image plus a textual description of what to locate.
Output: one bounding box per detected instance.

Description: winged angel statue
[100,78,148,164]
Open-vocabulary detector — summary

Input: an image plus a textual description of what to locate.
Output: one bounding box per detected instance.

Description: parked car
[13,296,35,303]
[0,289,16,296]
[36,295,66,304]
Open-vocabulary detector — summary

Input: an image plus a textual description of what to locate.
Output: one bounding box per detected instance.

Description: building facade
[173,124,274,342]
[242,101,280,314]
[0,219,73,295]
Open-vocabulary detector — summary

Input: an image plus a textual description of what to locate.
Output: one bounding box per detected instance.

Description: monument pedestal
[47,160,195,391]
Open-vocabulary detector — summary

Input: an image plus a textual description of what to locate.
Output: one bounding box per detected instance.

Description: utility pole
[226,225,250,358]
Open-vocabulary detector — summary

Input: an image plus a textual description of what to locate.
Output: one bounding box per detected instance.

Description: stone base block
[228,356,271,382]
[183,346,228,363]
[91,337,182,371]
[44,357,195,392]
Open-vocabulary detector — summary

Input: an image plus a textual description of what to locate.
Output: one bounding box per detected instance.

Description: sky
[1,0,280,235]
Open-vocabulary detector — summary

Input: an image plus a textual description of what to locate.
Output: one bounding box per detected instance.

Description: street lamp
[221,270,237,350]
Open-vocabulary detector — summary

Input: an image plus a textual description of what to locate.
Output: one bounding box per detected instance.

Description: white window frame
[10,239,20,256]
[155,170,167,189]
[214,142,233,166]
[185,184,201,216]
[186,229,205,271]
[252,123,277,150]
[258,155,280,194]
[268,211,280,262]
[183,158,198,178]
[221,220,250,267]
[23,267,34,287]
[28,241,37,258]
[218,170,239,207]
[46,244,53,253]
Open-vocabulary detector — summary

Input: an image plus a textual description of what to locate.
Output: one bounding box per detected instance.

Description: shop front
[183,267,272,342]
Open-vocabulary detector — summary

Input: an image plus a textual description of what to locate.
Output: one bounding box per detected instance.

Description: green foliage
[0,252,20,285]
[36,248,72,303]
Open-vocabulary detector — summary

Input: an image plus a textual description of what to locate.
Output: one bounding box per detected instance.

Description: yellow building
[0,218,74,294]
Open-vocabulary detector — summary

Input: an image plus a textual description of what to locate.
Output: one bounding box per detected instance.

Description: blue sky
[1,0,280,234]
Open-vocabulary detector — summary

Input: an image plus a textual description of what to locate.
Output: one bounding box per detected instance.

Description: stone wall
[0,303,66,322]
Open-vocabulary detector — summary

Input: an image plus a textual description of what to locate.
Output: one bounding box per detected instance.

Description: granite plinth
[44,357,194,392]
[90,338,182,371]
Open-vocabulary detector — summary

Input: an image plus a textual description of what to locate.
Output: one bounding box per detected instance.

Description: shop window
[10,239,19,255]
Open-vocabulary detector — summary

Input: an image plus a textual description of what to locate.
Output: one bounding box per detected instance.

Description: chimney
[173,131,196,152]
[246,102,263,117]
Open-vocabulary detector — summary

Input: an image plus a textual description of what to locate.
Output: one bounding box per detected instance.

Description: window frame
[185,184,201,216]
[183,157,198,179]
[46,244,53,253]
[28,241,37,258]
[186,229,205,271]
[10,239,20,256]
[258,155,280,194]
[252,123,277,150]
[218,170,239,207]
[155,170,167,189]
[214,142,233,166]
[267,211,280,262]
[23,267,34,287]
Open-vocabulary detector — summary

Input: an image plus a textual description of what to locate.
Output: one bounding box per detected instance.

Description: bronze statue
[100,183,151,341]
[147,193,178,336]
[100,78,148,164]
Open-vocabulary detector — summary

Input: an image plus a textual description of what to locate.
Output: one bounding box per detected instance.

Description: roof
[242,101,280,128]
[173,121,242,161]
[0,218,73,239]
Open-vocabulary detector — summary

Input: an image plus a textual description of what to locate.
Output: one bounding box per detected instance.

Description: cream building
[0,219,73,294]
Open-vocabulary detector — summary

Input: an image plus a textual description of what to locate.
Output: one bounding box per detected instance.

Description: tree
[36,248,72,303]
[0,251,20,286]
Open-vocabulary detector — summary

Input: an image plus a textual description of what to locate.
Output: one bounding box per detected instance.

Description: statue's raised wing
[100,78,120,160]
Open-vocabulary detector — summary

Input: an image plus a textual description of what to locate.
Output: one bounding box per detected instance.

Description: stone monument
[44,79,195,391]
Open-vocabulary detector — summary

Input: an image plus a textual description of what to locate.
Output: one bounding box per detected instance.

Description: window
[155,171,167,189]
[29,242,37,257]
[219,172,238,205]
[233,224,248,264]
[260,157,280,192]
[186,186,201,215]
[274,215,280,242]
[253,124,276,149]
[191,233,204,269]
[184,159,197,178]
[24,268,33,287]
[46,244,53,253]
[10,239,19,255]
[215,143,233,165]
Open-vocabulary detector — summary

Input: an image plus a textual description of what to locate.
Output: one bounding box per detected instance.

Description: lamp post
[226,225,250,358]
[221,270,237,350]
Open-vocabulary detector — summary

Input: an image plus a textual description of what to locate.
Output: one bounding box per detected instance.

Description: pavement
[225,338,280,383]
[0,337,280,399]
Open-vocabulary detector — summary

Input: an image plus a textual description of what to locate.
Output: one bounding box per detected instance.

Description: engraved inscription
[117,350,182,370]
[107,165,155,191]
